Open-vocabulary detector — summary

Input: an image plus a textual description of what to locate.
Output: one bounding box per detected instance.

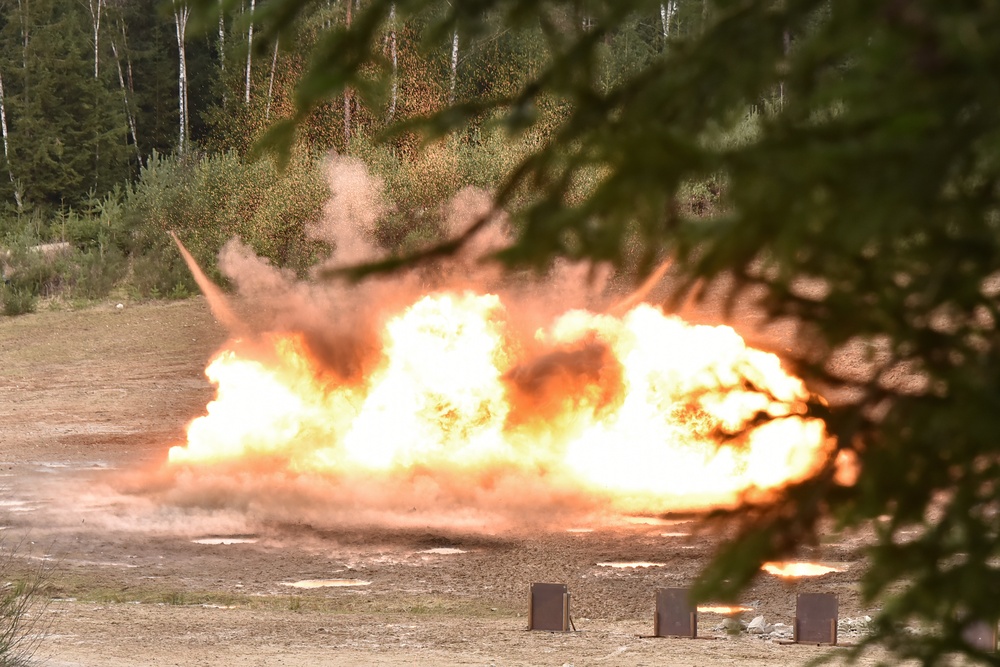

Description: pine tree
[2,0,126,209]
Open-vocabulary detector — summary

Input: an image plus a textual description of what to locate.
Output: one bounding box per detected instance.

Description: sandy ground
[0,298,889,666]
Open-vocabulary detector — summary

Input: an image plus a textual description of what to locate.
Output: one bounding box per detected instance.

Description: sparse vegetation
[0,540,49,667]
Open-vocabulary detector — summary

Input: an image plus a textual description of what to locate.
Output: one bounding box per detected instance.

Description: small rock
[747,615,772,635]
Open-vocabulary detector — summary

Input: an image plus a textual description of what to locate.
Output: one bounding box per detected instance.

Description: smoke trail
[607,257,672,316]
[169,231,246,334]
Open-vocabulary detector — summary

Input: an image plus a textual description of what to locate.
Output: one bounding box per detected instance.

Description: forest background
[0,0,721,314]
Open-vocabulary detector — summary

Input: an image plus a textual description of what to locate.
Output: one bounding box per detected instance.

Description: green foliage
[1,285,37,317]
[121,150,329,275]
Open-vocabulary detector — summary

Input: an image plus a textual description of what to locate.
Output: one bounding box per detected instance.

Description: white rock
[747,615,771,634]
[116,303,124,310]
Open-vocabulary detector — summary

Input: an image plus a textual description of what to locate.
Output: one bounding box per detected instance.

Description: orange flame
[168,291,831,512]
[761,562,845,578]
[697,605,753,615]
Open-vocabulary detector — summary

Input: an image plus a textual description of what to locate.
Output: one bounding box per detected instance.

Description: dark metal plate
[654,587,697,638]
[795,592,838,644]
[529,583,569,632]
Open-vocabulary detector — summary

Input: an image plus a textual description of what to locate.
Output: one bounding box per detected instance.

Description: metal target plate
[963,620,998,653]
[795,592,838,644]
[654,587,697,638]
[529,583,570,632]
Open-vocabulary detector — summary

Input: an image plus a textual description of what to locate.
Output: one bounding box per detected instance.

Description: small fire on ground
[697,605,754,615]
[761,562,846,578]
[166,290,834,514]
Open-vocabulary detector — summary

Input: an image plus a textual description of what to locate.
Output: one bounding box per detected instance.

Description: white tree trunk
[265,38,279,121]
[388,3,397,120]
[111,38,139,159]
[660,1,676,41]
[0,70,22,212]
[343,0,352,146]
[449,28,458,105]
[88,0,103,78]
[219,3,226,109]
[119,21,135,95]
[245,0,255,105]
[173,1,190,154]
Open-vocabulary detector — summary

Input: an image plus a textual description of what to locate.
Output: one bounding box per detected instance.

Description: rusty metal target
[654,587,697,638]
[795,592,838,645]
[528,583,571,632]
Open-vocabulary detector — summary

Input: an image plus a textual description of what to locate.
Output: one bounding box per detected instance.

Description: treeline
[0,0,727,314]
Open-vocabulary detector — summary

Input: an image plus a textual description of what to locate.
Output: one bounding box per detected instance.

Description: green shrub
[1,286,37,316]
[66,246,128,300]
[128,246,197,300]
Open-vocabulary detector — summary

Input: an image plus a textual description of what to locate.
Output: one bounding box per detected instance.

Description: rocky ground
[0,298,893,666]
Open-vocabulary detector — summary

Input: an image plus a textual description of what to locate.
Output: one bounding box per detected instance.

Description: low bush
[1,286,37,317]
[0,539,49,666]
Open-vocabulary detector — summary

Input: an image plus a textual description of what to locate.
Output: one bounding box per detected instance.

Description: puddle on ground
[597,561,666,568]
[566,528,594,533]
[660,532,690,537]
[417,548,466,555]
[281,579,372,589]
[191,537,259,545]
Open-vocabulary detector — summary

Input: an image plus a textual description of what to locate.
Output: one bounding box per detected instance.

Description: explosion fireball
[163,158,832,518]
[167,291,827,513]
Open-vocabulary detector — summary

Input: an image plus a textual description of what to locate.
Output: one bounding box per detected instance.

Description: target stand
[528,583,574,632]
[789,592,839,645]
[652,587,698,638]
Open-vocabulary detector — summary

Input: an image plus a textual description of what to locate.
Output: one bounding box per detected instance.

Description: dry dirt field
[0,298,890,666]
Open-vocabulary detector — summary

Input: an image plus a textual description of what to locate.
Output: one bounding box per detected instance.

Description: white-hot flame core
[168,292,831,513]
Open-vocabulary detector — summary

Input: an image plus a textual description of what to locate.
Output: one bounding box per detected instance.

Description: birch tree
[87,0,103,78]
[387,2,396,120]
[343,0,352,145]
[448,27,458,105]
[110,34,139,160]
[265,38,278,121]
[173,0,190,153]
[219,1,226,109]
[0,70,22,211]
[245,0,255,105]
[659,2,675,42]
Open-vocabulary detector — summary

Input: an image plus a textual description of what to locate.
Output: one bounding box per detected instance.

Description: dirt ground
[0,298,891,666]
